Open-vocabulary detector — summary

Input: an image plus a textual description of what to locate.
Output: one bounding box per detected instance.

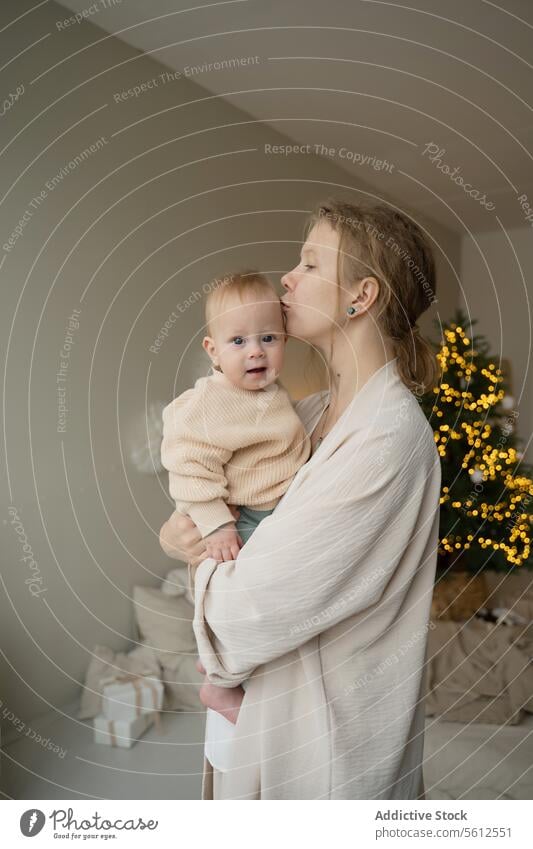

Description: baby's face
[206,297,287,390]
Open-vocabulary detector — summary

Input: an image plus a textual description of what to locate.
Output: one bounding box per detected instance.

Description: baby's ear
[202,335,215,355]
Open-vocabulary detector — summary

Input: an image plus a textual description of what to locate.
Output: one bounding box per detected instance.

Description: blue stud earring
[347,306,359,315]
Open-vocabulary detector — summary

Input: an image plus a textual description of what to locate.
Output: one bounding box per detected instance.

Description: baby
[160,270,311,731]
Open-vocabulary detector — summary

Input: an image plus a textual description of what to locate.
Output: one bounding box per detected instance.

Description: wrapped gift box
[101,674,164,722]
[93,711,156,748]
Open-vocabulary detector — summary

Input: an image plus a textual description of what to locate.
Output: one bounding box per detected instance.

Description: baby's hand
[204,522,243,562]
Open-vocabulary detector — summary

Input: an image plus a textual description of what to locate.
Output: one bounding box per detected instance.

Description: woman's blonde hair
[305,198,440,395]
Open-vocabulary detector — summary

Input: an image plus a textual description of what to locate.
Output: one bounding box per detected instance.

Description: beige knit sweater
[161,368,311,538]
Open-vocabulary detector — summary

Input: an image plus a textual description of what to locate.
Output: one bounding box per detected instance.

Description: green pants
[235,504,275,545]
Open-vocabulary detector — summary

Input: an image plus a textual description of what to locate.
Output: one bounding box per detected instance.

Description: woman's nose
[281,270,294,290]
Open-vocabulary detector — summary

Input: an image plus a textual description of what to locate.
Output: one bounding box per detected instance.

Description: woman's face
[281,221,342,345]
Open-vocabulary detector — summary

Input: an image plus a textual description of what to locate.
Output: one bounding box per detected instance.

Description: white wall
[0,0,460,745]
[459,225,533,463]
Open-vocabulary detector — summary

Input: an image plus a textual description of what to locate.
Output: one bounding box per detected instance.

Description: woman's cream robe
[191,358,441,799]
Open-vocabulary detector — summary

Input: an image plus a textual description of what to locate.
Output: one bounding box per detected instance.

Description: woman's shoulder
[367,382,441,484]
[335,366,439,478]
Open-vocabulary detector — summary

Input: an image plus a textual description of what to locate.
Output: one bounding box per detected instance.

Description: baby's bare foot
[195,657,206,674]
[199,681,244,725]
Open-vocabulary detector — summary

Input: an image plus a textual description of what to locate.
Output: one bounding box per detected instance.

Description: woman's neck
[320,322,396,411]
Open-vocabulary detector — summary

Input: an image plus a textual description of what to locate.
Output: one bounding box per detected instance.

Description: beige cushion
[161,566,194,605]
[132,586,197,669]
[161,655,204,711]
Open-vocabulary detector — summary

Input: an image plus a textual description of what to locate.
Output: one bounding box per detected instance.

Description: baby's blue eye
[232,336,244,345]
[262,335,276,343]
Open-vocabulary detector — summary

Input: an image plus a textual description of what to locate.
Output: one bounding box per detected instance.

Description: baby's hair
[204,269,279,336]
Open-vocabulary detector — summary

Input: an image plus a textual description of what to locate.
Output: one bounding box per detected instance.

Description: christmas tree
[419,309,533,573]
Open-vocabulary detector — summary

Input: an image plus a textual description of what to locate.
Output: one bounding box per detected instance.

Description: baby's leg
[196,657,245,723]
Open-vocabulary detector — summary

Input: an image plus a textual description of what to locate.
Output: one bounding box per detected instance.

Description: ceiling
[58,0,533,234]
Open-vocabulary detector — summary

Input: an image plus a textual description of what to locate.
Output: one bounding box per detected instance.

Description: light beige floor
[2,707,532,800]
[423,713,533,800]
[1,701,205,800]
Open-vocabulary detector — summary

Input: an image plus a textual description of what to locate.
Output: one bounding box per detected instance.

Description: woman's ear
[353,276,380,312]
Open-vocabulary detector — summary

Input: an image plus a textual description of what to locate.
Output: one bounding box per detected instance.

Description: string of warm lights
[430,323,533,567]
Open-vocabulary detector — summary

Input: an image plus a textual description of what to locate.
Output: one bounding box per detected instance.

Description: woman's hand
[159,506,241,566]
[159,510,205,564]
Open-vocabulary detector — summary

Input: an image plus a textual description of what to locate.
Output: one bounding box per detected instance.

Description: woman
[160,198,442,800]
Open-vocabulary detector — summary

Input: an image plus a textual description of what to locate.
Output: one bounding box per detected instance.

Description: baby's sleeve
[161,392,236,538]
